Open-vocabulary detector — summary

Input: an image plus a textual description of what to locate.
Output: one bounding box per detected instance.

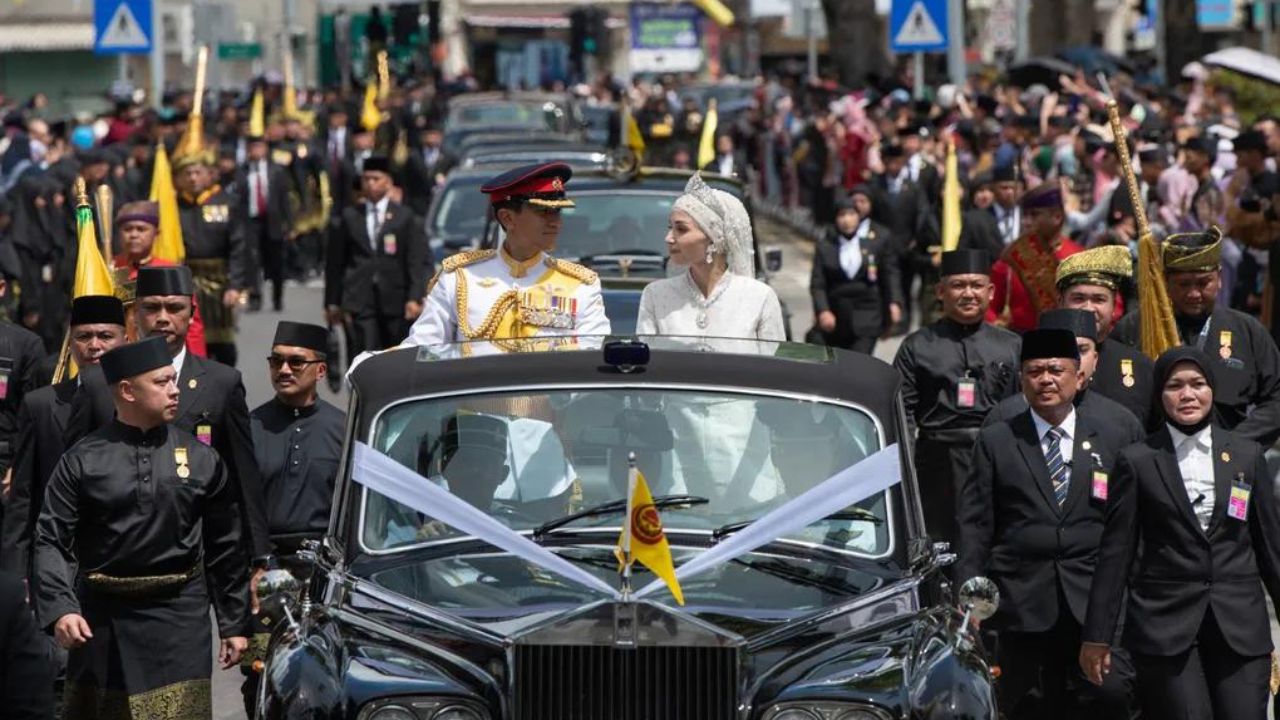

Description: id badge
[1091,470,1108,501]
[1228,475,1251,521]
[957,377,976,408]
[383,234,397,255]
[0,373,9,400]
[41,264,53,283]
[867,253,878,283]
[196,424,213,446]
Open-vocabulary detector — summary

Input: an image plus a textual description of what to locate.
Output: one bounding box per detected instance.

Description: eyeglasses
[267,355,324,372]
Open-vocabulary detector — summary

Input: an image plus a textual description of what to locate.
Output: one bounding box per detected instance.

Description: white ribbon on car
[352,442,622,598]
[634,443,902,599]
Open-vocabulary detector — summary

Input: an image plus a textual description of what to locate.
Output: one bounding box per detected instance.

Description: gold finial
[74,176,89,208]
[377,50,390,101]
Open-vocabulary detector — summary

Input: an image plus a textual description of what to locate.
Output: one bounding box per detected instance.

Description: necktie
[1046,426,1069,507]
[255,164,267,217]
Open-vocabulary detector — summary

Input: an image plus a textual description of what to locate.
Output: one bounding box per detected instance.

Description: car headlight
[762,703,893,720]
[358,698,489,720]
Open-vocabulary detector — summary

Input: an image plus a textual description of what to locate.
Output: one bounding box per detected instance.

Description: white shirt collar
[172,346,187,378]
[1167,423,1212,449]
[368,196,389,215]
[1030,405,1076,442]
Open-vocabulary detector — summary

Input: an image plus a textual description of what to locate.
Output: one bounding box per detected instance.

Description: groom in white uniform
[402,161,611,350]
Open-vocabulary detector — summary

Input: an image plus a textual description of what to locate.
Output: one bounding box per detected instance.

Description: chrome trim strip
[745,576,922,651]
[353,381,894,562]
[349,578,508,648]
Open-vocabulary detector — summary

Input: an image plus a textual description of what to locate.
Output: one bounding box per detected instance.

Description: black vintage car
[256,338,998,720]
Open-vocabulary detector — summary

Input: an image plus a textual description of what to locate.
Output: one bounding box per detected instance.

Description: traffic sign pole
[150,0,163,109]
[913,52,925,99]
[946,0,964,85]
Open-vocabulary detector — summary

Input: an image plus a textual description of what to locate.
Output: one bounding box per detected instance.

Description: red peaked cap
[481,162,574,204]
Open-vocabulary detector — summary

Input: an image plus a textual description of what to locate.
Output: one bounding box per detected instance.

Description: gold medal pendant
[1220,330,1233,360]
[1122,375,1135,387]
[176,465,190,479]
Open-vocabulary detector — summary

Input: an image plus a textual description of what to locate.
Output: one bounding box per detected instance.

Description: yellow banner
[616,468,684,605]
[149,144,186,262]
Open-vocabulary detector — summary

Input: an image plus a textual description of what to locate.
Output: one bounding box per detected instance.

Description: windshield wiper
[576,251,666,266]
[531,494,708,541]
[711,508,883,542]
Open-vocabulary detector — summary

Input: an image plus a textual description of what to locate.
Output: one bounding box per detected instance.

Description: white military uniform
[403,247,611,351]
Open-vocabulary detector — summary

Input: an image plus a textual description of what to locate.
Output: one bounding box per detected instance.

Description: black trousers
[1133,608,1270,720]
[249,218,285,310]
[997,603,1135,720]
[913,433,978,550]
[345,312,406,358]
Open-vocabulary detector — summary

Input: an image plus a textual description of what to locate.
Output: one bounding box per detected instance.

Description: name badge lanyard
[957,336,977,409]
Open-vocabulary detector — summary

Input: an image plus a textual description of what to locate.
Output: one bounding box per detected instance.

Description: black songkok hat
[1019,328,1080,363]
[992,162,1020,183]
[1233,129,1268,154]
[101,336,172,384]
[362,155,392,175]
[441,413,509,456]
[70,295,125,326]
[940,249,991,277]
[881,143,905,159]
[1038,308,1097,342]
[136,265,194,297]
[272,321,329,354]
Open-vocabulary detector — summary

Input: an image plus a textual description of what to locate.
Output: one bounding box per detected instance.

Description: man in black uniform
[1111,228,1280,445]
[986,309,1146,444]
[173,130,250,366]
[0,570,54,718]
[0,292,46,493]
[958,328,1134,720]
[325,155,432,357]
[34,337,251,719]
[893,249,1021,547]
[236,132,294,313]
[1056,245,1153,429]
[133,266,272,581]
[1,296,125,580]
[241,321,346,714]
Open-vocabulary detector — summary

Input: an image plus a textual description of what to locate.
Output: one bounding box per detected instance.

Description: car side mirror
[958,576,999,624]
[257,568,303,630]
[764,246,783,273]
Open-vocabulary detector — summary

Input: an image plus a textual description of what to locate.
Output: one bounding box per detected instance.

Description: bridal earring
[705,247,714,265]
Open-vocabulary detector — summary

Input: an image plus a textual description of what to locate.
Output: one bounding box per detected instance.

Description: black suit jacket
[957,207,1004,264]
[868,175,927,257]
[174,353,271,558]
[0,571,53,719]
[700,153,748,179]
[325,200,432,316]
[959,408,1132,632]
[1084,426,1280,656]
[234,161,294,242]
[0,380,77,578]
[402,148,445,216]
[810,222,904,340]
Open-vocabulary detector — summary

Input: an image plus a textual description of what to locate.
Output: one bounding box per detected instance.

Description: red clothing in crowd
[986,236,1086,334]
[112,255,208,357]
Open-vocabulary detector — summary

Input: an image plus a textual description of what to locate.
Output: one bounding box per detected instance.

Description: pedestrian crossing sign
[890,0,949,53]
[94,0,152,55]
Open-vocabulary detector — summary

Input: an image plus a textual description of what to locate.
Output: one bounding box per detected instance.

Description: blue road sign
[95,0,152,55]
[890,0,948,54]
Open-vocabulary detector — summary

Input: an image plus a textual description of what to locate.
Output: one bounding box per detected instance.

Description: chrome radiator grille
[513,644,738,720]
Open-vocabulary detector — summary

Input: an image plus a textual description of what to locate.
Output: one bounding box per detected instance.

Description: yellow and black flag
[615,466,684,605]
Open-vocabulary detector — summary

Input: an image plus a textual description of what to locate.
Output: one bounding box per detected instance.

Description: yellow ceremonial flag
[249,88,266,137]
[690,0,735,26]
[622,100,646,163]
[616,467,684,605]
[697,98,718,170]
[148,144,185,262]
[73,201,114,298]
[361,80,381,132]
[942,139,962,252]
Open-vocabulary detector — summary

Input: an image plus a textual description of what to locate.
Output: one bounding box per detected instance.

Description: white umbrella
[1201,46,1280,86]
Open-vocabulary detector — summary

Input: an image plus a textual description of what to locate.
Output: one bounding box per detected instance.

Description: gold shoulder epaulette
[545,257,598,285]
[270,149,294,166]
[443,249,496,273]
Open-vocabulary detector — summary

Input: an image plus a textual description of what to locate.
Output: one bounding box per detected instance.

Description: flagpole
[621,452,637,600]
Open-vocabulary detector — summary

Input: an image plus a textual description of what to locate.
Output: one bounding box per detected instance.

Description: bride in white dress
[634,175,786,508]
[636,174,785,341]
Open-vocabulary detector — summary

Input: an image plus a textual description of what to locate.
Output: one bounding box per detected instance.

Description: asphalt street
[210,220,1277,718]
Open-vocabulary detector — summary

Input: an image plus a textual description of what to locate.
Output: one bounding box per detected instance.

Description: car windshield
[431,178,489,238]
[449,102,557,128]
[553,191,674,259]
[360,387,890,559]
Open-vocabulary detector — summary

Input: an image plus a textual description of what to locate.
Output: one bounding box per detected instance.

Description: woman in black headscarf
[808,185,903,353]
[1079,346,1280,720]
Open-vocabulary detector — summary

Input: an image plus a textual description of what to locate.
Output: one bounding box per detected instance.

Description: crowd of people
[0,49,1279,720]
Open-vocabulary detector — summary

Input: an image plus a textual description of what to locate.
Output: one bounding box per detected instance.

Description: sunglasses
[267,355,324,372]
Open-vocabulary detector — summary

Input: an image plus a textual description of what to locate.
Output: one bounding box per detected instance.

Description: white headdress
[671,173,755,277]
